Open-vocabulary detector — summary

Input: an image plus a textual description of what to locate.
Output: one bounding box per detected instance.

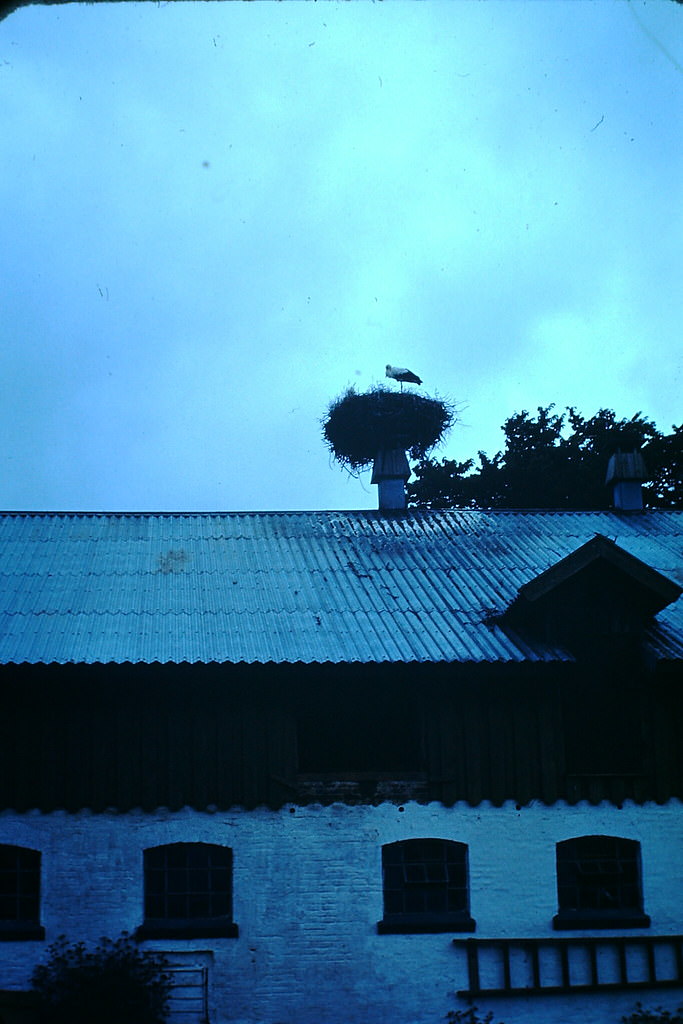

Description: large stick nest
[322,386,454,471]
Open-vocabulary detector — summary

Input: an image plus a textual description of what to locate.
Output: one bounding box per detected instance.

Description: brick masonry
[1,799,682,1024]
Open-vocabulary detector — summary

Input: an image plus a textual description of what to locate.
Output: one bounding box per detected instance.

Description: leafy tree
[31,933,171,1024]
[446,1007,505,1024]
[622,1003,683,1023]
[407,406,683,510]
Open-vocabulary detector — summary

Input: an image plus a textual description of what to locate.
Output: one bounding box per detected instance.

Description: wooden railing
[452,935,683,997]
[165,964,210,1023]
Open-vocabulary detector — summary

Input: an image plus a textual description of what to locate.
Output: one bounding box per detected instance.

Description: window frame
[553,835,650,930]
[137,842,238,940]
[377,838,476,934]
[0,844,45,941]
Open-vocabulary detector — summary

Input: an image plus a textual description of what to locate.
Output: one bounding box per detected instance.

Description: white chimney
[371,449,410,511]
[606,450,647,511]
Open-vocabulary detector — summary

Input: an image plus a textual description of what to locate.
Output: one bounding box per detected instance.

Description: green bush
[622,1004,683,1024]
[446,1007,505,1024]
[31,932,171,1024]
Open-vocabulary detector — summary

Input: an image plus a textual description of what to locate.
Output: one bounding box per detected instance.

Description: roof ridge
[1,508,682,518]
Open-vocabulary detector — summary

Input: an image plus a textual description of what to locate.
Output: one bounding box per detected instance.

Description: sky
[0,0,682,512]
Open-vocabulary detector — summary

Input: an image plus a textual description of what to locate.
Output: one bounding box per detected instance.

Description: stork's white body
[385,364,422,386]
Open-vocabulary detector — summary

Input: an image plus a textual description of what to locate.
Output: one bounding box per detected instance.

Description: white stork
[385,364,423,388]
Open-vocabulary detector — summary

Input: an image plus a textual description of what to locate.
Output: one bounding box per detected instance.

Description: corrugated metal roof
[0,509,681,665]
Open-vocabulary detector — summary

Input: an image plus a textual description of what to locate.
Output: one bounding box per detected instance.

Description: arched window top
[138,841,237,940]
[383,838,468,856]
[378,838,475,934]
[144,840,231,863]
[0,843,40,858]
[554,834,649,930]
[557,834,639,854]
[0,843,44,941]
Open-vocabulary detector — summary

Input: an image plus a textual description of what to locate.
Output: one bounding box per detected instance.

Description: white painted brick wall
[1,800,682,1024]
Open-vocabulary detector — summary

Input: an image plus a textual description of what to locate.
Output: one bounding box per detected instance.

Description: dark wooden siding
[422,669,563,807]
[422,662,683,807]
[0,660,681,812]
[0,664,299,812]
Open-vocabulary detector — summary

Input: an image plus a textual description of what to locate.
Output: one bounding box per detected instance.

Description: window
[378,839,475,933]
[0,844,44,941]
[554,835,649,929]
[138,842,237,939]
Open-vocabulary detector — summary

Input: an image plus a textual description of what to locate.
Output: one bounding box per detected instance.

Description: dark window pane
[186,846,209,869]
[210,893,230,917]
[383,866,403,890]
[382,839,469,921]
[210,867,231,892]
[384,893,403,915]
[144,843,233,925]
[447,864,467,887]
[0,846,40,924]
[0,849,16,870]
[415,840,444,860]
[164,846,188,869]
[188,870,210,892]
[145,847,166,870]
[146,870,165,895]
[426,862,447,883]
[188,895,211,918]
[19,896,39,921]
[0,874,16,896]
[557,836,642,914]
[404,889,426,913]
[383,846,402,867]
[0,895,17,919]
[167,895,187,918]
[405,864,427,884]
[208,848,231,868]
[18,872,40,896]
[425,888,446,913]
[145,894,165,919]
[621,884,639,906]
[167,869,188,893]
[448,889,467,913]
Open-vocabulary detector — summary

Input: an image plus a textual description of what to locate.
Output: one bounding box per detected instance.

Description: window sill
[378,914,476,934]
[136,919,238,940]
[553,911,651,931]
[0,924,45,941]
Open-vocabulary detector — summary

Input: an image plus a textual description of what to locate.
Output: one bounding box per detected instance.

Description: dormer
[504,533,682,652]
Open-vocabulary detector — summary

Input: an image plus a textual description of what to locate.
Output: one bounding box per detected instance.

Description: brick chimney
[606,450,647,511]
[371,449,410,511]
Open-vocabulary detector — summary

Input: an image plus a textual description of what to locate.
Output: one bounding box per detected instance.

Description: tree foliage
[446,1007,505,1024]
[31,933,171,1024]
[407,406,683,510]
[622,1004,683,1024]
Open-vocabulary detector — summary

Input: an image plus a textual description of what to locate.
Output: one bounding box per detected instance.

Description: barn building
[0,465,682,1024]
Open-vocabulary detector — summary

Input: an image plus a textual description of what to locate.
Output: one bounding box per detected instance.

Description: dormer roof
[517,533,682,618]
